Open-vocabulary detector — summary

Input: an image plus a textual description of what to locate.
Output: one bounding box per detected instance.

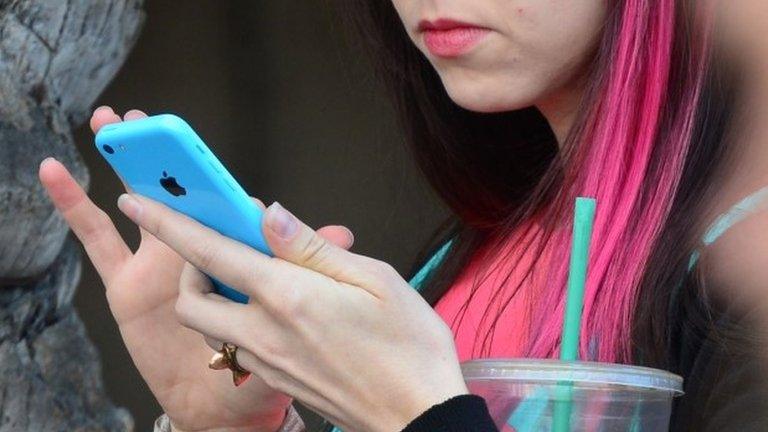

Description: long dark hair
[344,0,734,366]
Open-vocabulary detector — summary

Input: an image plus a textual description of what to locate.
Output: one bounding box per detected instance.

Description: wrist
[393,380,470,431]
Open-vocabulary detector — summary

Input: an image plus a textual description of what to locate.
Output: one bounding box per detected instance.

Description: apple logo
[160,171,187,197]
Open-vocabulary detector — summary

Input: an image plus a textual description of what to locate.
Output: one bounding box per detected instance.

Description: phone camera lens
[102,144,115,154]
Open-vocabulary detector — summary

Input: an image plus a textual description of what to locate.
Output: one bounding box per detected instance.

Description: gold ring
[208,342,252,386]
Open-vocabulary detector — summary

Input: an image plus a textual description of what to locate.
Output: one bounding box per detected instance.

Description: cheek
[515,0,605,60]
[480,0,605,104]
[390,0,417,29]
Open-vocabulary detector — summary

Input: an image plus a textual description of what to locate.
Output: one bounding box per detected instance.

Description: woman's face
[390,0,607,113]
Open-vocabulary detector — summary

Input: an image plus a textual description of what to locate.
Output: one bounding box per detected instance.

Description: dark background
[73,2,447,430]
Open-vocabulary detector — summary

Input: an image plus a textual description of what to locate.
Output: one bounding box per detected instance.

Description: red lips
[418,19,490,58]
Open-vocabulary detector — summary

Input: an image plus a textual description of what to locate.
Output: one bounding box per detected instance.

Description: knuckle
[188,240,217,271]
[299,234,331,267]
[173,295,194,327]
[143,211,163,237]
[367,260,398,282]
[272,284,308,319]
[79,209,112,244]
[93,208,113,231]
[240,259,271,295]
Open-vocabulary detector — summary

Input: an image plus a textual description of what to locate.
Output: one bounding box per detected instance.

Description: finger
[118,193,333,310]
[222,346,339,424]
[317,225,354,250]
[250,199,354,249]
[39,158,132,282]
[89,106,122,134]
[123,109,147,121]
[193,312,334,418]
[210,342,347,429]
[93,107,152,240]
[251,197,266,210]
[118,193,285,298]
[175,263,258,347]
[203,335,224,352]
[179,266,346,419]
[262,202,388,293]
[177,263,295,367]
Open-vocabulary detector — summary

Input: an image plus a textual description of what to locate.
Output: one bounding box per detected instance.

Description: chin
[438,72,541,113]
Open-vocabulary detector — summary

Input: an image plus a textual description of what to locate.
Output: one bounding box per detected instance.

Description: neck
[536,83,584,147]
[732,69,768,180]
[711,62,768,212]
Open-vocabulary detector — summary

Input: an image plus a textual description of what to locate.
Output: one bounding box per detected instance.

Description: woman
[37,0,768,431]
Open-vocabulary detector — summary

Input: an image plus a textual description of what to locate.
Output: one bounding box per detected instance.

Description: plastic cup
[462,359,683,432]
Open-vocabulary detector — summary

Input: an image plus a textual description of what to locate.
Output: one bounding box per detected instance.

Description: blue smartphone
[95,114,269,303]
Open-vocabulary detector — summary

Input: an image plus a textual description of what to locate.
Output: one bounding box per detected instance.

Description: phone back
[95,114,268,303]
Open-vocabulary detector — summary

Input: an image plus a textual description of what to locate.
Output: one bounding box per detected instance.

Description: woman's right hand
[39,107,355,432]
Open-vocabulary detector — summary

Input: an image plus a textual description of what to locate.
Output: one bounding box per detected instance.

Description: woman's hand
[115,193,469,432]
[39,107,356,432]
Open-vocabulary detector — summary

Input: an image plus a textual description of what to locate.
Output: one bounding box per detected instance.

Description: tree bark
[0,0,144,430]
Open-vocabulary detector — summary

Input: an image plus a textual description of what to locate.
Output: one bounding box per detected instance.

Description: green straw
[553,197,597,432]
[561,197,596,361]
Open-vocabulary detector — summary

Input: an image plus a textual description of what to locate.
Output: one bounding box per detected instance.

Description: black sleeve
[401,395,499,432]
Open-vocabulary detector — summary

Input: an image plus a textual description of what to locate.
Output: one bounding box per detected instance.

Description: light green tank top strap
[688,185,768,272]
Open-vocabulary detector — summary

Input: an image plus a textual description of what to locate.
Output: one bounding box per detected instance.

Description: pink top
[434,227,549,361]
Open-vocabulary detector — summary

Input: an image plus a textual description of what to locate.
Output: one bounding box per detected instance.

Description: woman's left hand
[116,193,468,432]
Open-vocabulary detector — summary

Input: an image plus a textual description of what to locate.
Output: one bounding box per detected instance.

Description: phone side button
[207,160,221,173]
[223,179,236,192]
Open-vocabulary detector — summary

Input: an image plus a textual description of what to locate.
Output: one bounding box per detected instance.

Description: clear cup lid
[461,359,683,394]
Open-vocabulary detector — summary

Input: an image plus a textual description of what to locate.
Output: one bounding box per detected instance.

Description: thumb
[262,202,371,285]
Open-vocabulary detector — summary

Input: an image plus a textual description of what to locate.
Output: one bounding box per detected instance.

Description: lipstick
[418,19,490,58]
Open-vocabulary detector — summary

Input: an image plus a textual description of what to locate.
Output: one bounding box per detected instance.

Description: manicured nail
[94,105,113,114]
[117,194,142,221]
[265,202,298,240]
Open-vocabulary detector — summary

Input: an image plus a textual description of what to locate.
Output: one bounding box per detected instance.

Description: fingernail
[342,226,355,248]
[265,202,298,240]
[117,194,142,221]
[94,105,113,114]
[39,157,56,169]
